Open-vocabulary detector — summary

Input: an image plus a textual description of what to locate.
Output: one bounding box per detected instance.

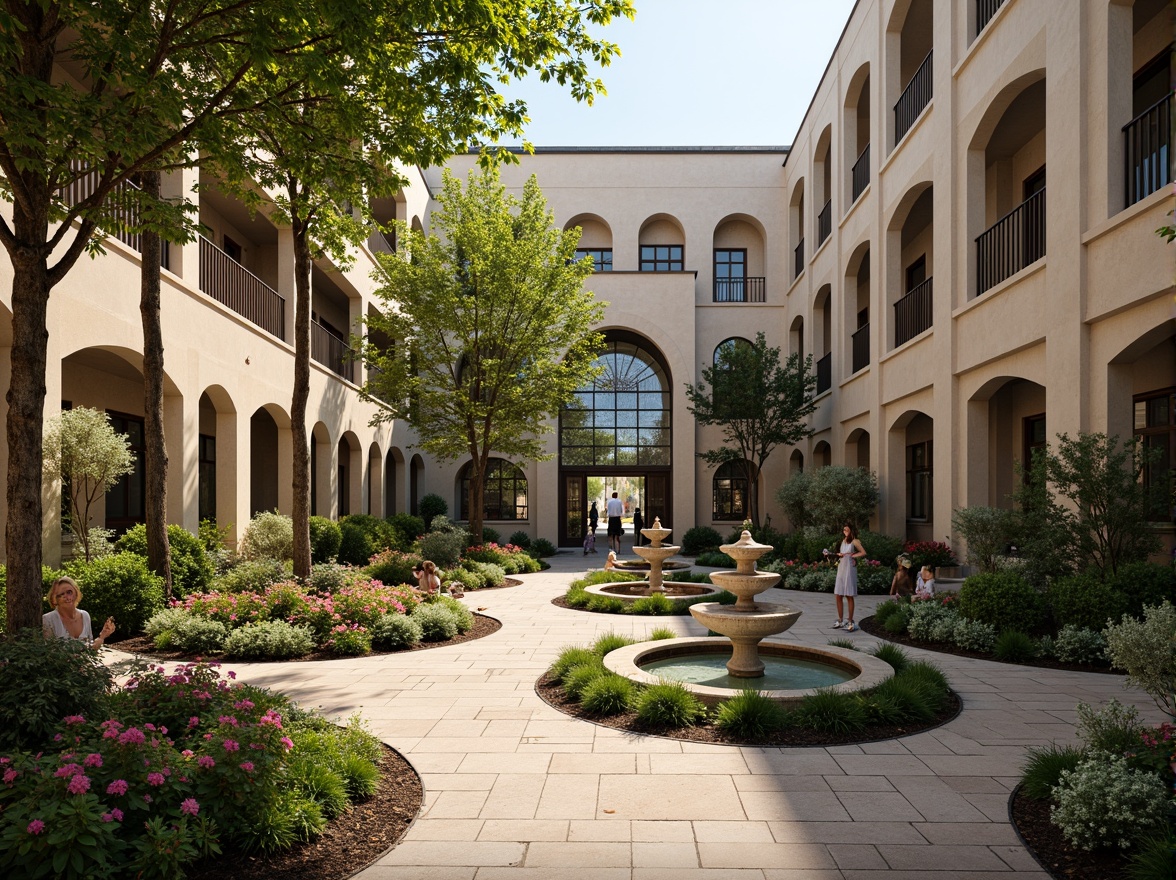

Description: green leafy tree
[952,506,1019,574]
[363,167,607,542]
[793,465,878,535]
[686,333,818,527]
[42,407,134,562]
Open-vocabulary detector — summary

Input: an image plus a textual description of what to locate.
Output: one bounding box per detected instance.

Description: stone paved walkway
[178,553,1164,879]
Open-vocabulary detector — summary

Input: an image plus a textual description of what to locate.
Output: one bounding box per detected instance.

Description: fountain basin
[584,581,724,603]
[603,637,894,707]
[612,559,693,573]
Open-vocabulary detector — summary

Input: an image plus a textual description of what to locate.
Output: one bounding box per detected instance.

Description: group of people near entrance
[826,522,936,633]
[584,493,645,557]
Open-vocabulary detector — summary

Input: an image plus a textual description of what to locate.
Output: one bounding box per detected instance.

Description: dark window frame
[575,247,613,272]
[906,440,932,522]
[905,255,927,293]
[105,410,146,533]
[712,460,756,521]
[459,458,529,521]
[639,244,684,272]
[1135,387,1175,523]
[198,433,216,524]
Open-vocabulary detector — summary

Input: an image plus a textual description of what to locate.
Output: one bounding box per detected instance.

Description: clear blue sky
[501,0,858,147]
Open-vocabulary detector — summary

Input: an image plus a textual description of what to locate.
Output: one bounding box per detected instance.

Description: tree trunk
[745,458,760,529]
[140,170,173,597]
[467,462,484,544]
[290,205,313,580]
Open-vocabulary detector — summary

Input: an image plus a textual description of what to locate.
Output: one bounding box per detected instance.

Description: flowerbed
[761,558,892,595]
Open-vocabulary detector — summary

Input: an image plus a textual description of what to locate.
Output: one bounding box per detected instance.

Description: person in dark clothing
[588,501,599,535]
[632,507,644,547]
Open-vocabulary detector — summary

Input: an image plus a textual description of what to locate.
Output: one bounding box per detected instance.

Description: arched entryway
[558,331,672,546]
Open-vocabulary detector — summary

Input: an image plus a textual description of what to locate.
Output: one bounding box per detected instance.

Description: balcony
[58,165,169,268]
[816,352,831,395]
[367,227,396,256]
[1124,93,1171,208]
[894,50,933,144]
[198,236,286,339]
[851,323,870,373]
[976,0,1005,34]
[975,188,1046,295]
[851,144,870,202]
[793,238,805,281]
[713,277,766,303]
[817,200,832,247]
[894,277,933,347]
[312,322,354,381]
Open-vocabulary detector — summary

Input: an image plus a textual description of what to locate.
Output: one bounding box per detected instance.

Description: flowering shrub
[903,540,959,570]
[907,600,959,642]
[1132,723,1176,780]
[952,618,997,653]
[324,624,372,657]
[462,543,541,575]
[1051,753,1169,850]
[1054,625,1107,665]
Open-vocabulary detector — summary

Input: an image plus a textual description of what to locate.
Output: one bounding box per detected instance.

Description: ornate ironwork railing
[976,188,1046,295]
[894,277,933,347]
[198,236,285,339]
[895,50,933,143]
[713,277,766,303]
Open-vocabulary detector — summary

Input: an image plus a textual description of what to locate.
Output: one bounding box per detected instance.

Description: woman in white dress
[829,523,866,632]
[42,576,115,647]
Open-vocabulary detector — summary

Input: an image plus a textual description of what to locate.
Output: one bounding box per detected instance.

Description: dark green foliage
[366,552,421,589]
[827,638,857,650]
[1047,572,1130,631]
[529,537,558,558]
[1019,743,1085,799]
[1109,561,1176,617]
[240,788,326,852]
[957,571,1046,633]
[63,551,165,636]
[565,583,590,608]
[507,530,532,549]
[884,606,912,634]
[696,550,736,567]
[586,595,626,613]
[0,631,115,751]
[308,516,343,563]
[419,493,448,529]
[870,642,910,674]
[479,527,501,544]
[216,558,288,593]
[632,681,707,730]
[1126,828,1176,880]
[417,522,467,568]
[859,531,905,566]
[292,759,350,819]
[629,592,675,615]
[339,752,381,799]
[579,674,634,716]
[116,522,215,596]
[388,513,427,542]
[792,688,868,734]
[873,599,905,627]
[714,690,788,739]
[899,661,951,702]
[592,632,636,656]
[337,514,402,566]
[869,676,939,723]
[993,630,1038,663]
[681,526,723,556]
[564,662,607,699]
[551,646,599,681]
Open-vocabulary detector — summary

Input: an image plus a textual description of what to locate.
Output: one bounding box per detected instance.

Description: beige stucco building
[1,0,1172,562]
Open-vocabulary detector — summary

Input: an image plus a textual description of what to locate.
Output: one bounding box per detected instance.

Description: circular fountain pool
[642,652,855,690]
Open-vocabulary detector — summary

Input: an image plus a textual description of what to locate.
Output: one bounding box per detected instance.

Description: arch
[844,240,872,375]
[789,449,805,476]
[565,212,613,245]
[845,428,871,471]
[713,336,754,365]
[338,431,362,518]
[638,214,685,272]
[638,213,685,242]
[250,405,293,517]
[789,315,805,362]
[966,69,1048,153]
[368,441,383,516]
[814,125,834,232]
[385,446,405,516]
[457,458,528,522]
[409,453,424,516]
[1107,320,1176,493]
[712,459,759,522]
[789,178,806,273]
[197,386,238,531]
[886,409,934,539]
[813,440,832,469]
[813,285,832,381]
[889,182,935,348]
[713,214,767,301]
[844,62,873,208]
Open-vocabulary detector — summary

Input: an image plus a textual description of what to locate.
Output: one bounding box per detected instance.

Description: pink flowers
[26,819,45,835]
[55,763,81,778]
[222,739,240,752]
[180,798,200,816]
[83,752,104,768]
[107,778,130,795]
[66,774,91,795]
[2,768,17,785]
[63,715,86,726]
[118,727,147,746]
[279,736,294,751]
[218,715,239,727]
[197,755,216,769]
[240,761,255,772]
[146,772,165,787]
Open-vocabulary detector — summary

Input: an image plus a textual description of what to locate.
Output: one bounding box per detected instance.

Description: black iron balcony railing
[58,164,169,269]
[312,322,354,381]
[713,277,766,303]
[976,187,1046,295]
[815,352,832,395]
[977,0,1006,34]
[894,277,933,347]
[1124,93,1172,208]
[198,236,286,339]
[851,144,870,202]
[817,200,832,246]
[894,50,933,144]
[794,238,805,280]
[851,323,870,373]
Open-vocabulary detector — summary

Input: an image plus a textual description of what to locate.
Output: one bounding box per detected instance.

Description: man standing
[606,491,624,554]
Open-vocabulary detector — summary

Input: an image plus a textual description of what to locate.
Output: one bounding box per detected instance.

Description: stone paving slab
[170,552,1165,877]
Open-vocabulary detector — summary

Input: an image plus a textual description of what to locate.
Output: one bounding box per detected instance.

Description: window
[198,434,216,523]
[906,441,932,521]
[575,248,612,272]
[1023,414,1046,477]
[106,411,145,532]
[223,235,242,263]
[713,460,756,521]
[1023,166,1046,200]
[338,463,349,516]
[1135,388,1175,522]
[640,245,683,272]
[459,459,528,521]
[713,336,753,365]
[905,255,926,292]
[714,249,746,295]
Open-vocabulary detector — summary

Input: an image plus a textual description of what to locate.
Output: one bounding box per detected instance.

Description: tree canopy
[362,167,606,541]
[686,332,818,527]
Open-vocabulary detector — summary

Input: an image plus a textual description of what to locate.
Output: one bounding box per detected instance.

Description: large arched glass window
[713,460,757,521]
[459,459,528,521]
[560,337,671,466]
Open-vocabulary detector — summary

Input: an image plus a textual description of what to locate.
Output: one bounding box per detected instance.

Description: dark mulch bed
[115,612,501,663]
[186,743,422,880]
[535,671,962,747]
[858,615,1122,675]
[549,594,698,615]
[1010,785,1128,880]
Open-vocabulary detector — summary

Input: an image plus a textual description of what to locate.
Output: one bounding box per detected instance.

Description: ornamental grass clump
[714,690,789,739]
[592,632,636,657]
[869,642,910,674]
[579,674,634,716]
[551,647,599,681]
[1020,743,1085,800]
[632,681,707,730]
[563,662,607,700]
[993,630,1037,663]
[792,689,868,735]
[648,627,677,640]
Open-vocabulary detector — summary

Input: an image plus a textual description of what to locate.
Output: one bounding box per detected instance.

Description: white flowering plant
[1051,753,1169,851]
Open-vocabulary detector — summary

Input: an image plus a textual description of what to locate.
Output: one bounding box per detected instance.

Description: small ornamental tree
[686,333,818,527]
[42,407,134,561]
[363,168,607,542]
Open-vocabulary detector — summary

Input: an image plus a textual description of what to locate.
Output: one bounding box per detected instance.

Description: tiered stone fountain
[583,517,721,603]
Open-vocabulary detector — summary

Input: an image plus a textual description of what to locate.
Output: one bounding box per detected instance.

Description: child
[583,528,596,555]
[414,560,440,595]
[915,565,935,599]
[604,550,617,570]
[890,556,914,598]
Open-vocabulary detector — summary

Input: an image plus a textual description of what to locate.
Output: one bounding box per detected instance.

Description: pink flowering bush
[461,543,542,575]
[323,623,373,656]
[903,540,960,570]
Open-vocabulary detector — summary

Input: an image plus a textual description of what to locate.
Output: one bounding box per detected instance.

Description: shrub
[1020,743,1085,799]
[417,525,467,568]
[168,615,229,653]
[957,571,1045,633]
[308,562,353,593]
[430,594,474,632]
[144,606,190,640]
[629,592,676,615]
[1076,699,1144,757]
[419,494,448,530]
[929,614,959,644]
[507,530,532,549]
[116,523,215,596]
[648,626,678,640]
[1048,572,1130,631]
[872,599,905,627]
[903,541,960,571]
[413,603,460,641]
[1035,634,1056,659]
[551,646,600,682]
[681,526,723,556]
[866,676,939,723]
[529,538,557,558]
[371,612,423,649]
[632,681,706,730]
[467,560,507,587]
[906,601,958,642]
[564,662,608,700]
[775,470,812,529]
[579,675,635,716]
[1105,601,1176,718]
[586,595,626,613]
[216,558,287,593]
[1111,562,1176,616]
[715,690,789,739]
[952,618,997,652]
[856,565,894,596]
[366,549,421,588]
[387,513,427,542]
[952,506,1019,574]
[1052,754,1169,851]
[858,530,905,567]
[64,551,165,636]
[993,630,1037,663]
[240,510,294,561]
[1054,625,1107,665]
[869,642,910,674]
[696,550,736,568]
[223,620,315,659]
[592,632,636,656]
[0,631,115,752]
[308,516,343,563]
[448,565,486,591]
[900,660,951,700]
[336,520,375,567]
[778,466,878,534]
[1126,829,1176,880]
[792,688,868,734]
[324,624,372,656]
[883,606,912,634]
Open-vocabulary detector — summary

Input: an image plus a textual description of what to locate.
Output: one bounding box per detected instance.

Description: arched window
[713,460,757,521]
[713,336,754,365]
[459,459,528,521]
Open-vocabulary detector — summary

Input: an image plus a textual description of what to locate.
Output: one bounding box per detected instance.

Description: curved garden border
[1007,783,1128,880]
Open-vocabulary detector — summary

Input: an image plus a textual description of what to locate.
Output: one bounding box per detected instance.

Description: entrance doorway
[560,471,670,548]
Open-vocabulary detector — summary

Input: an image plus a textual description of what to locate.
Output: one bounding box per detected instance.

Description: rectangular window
[640,245,683,272]
[575,248,613,272]
[223,235,243,263]
[1135,388,1175,522]
[906,441,932,521]
[1023,414,1046,476]
[198,434,216,523]
[106,411,146,533]
[905,256,926,292]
